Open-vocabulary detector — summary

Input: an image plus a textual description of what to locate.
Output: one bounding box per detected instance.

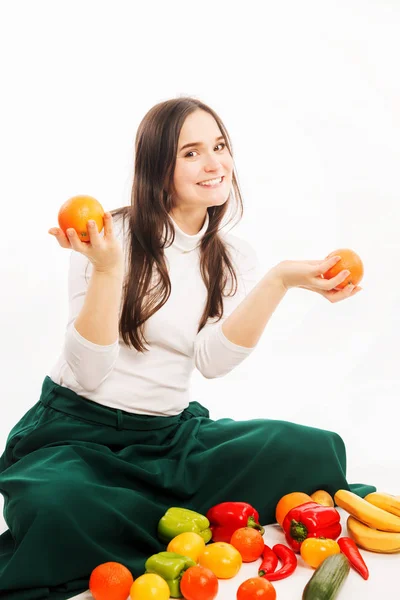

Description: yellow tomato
[130,573,170,599]
[167,531,206,562]
[198,542,242,579]
[300,538,340,569]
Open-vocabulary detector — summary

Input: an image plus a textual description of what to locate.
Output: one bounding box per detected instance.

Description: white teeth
[198,177,223,187]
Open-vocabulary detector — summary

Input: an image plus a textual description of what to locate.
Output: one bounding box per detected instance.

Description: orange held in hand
[323,248,364,289]
[89,561,134,600]
[58,194,105,242]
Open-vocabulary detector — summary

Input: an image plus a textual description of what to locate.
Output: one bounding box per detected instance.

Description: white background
[0,1,399,598]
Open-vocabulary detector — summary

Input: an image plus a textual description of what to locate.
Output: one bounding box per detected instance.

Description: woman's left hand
[298,260,362,303]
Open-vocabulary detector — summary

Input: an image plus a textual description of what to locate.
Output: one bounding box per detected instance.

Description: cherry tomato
[180,565,218,600]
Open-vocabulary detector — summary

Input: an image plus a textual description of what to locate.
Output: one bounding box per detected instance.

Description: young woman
[0,97,375,598]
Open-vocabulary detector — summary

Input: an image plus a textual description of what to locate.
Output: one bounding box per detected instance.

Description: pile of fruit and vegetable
[88,489,400,600]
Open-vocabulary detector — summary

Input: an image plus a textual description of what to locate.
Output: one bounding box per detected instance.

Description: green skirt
[0,376,375,599]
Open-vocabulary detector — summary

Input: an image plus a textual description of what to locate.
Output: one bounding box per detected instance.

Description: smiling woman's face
[172,109,234,212]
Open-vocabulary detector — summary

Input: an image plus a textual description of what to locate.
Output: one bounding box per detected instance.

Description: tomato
[236,577,276,600]
[129,573,169,599]
[198,542,242,579]
[167,532,206,562]
[180,565,218,600]
[300,538,341,569]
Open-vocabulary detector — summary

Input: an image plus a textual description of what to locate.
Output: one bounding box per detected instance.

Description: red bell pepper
[206,502,265,542]
[282,501,342,553]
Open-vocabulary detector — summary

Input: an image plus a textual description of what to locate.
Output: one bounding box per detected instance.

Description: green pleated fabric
[0,376,375,599]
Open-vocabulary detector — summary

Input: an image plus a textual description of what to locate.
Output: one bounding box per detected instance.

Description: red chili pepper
[206,502,264,542]
[260,544,297,581]
[258,544,279,576]
[337,537,369,580]
[282,501,342,553]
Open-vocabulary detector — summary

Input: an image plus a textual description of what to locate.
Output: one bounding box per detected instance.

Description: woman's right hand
[48,212,124,274]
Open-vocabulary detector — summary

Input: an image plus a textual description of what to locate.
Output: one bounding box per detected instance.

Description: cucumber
[302,553,350,600]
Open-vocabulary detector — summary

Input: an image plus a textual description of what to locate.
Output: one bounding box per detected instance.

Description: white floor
[1,500,399,599]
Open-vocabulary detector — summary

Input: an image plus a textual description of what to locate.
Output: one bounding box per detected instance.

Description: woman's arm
[221,269,286,348]
[221,256,358,349]
[74,266,124,346]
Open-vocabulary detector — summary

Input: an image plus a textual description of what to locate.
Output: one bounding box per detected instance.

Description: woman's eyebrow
[179,135,225,152]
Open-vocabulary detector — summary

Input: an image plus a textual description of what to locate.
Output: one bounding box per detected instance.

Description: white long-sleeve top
[49,212,260,416]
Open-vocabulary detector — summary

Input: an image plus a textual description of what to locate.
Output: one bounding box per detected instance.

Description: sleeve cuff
[72,324,119,352]
[217,322,256,354]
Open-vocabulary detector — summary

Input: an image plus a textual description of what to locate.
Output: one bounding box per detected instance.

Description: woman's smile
[197,176,225,189]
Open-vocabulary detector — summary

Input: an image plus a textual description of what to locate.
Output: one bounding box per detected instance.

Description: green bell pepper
[145,551,196,598]
[157,507,212,545]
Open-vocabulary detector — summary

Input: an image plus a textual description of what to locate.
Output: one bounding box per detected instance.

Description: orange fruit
[236,577,276,600]
[275,492,312,527]
[58,194,105,242]
[129,573,170,600]
[89,561,134,600]
[230,527,265,562]
[198,542,242,579]
[323,248,364,289]
[167,531,206,562]
[310,489,335,507]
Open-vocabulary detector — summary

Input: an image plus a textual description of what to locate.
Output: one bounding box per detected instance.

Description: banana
[334,489,400,532]
[364,492,400,518]
[347,516,400,553]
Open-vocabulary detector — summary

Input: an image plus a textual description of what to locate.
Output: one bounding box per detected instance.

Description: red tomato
[180,565,218,600]
[236,577,276,600]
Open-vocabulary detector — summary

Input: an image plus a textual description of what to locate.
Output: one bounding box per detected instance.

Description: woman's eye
[185,143,226,158]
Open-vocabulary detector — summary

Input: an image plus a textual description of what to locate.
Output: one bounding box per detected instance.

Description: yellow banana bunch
[364,492,400,518]
[347,517,400,553]
[334,489,400,553]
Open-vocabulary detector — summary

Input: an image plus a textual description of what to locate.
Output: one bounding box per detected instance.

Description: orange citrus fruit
[129,573,169,600]
[58,194,105,242]
[89,561,134,600]
[167,531,206,562]
[236,577,276,600]
[230,527,265,562]
[275,492,312,527]
[198,542,242,579]
[323,248,364,289]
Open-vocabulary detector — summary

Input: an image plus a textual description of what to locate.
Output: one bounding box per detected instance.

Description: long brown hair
[111,97,244,352]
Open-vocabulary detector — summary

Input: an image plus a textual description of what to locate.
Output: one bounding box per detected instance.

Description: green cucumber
[302,553,350,600]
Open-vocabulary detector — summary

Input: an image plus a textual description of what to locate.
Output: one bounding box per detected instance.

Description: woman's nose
[203,155,221,171]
